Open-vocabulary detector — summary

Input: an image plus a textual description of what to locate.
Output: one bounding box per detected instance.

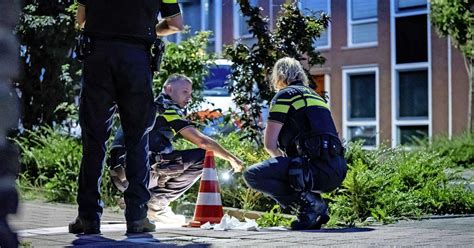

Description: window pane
[237,0,258,36]
[351,0,377,20]
[397,0,427,11]
[182,1,201,40]
[300,0,328,15]
[399,126,428,145]
[315,30,328,47]
[352,22,377,44]
[301,0,329,47]
[398,70,428,118]
[205,0,215,36]
[239,16,250,36]
[240,37,257,47]
[349,73,376,119]
[206,39,215,53]
[396,14,427,63]
[348,126,376,146]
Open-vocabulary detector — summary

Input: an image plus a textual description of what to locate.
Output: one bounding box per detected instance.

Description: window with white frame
[347,0,378,46]
[391,0,430,146]
[299,0,330,49]
[396,69,429,145]
[343,68,378,147]
[233,0,258,47]
[165,0,221,53]
[396,0,427,12]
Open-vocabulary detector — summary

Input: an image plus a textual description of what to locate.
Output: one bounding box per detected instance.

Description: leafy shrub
[328,142,474,226]
[256,205,295,228]
[14,126,119,204]
[417,133,474,169]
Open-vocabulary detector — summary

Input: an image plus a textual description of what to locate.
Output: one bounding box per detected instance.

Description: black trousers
[243,155,347,208]
[77,40,156,222]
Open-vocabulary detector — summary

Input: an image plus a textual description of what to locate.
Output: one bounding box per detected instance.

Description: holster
[74,32,93,61]
[150,38,165,73]
[288,157,313,192]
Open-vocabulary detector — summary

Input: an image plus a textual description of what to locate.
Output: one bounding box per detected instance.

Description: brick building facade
[168,0,470,147]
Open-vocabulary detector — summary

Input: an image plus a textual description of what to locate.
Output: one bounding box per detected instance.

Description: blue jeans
[244,156,347,208]
[77,40,156,222]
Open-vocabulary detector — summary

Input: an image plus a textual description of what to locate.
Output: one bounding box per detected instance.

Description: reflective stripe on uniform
[275,95,301,103]
[163,114,180,122]
[292,98,329,110]
[270,104,290,114]
[162,0,178,3]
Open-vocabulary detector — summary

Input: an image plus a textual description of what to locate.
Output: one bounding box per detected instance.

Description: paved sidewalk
[8,200,474,247]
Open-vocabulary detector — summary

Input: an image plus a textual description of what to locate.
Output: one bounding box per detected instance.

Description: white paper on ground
[200,221,213,230]
[199,214,259,231]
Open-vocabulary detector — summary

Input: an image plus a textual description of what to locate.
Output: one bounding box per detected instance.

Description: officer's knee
[243,166,259,189]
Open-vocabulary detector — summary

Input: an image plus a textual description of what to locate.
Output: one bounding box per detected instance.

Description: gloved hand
[288,157,307,192]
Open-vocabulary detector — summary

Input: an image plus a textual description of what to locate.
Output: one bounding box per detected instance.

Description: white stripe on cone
[201,168,218,181]
[196,192,222,205]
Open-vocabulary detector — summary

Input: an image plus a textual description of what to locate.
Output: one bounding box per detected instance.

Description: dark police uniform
[109,93,205,209]
[76,0,180,223]
[244,81,347,225]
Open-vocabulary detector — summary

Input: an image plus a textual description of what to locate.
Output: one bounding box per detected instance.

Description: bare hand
[230,158,244,173]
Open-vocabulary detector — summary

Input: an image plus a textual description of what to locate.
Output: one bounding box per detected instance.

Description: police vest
[268,82,338,156]
[148,94,194,154]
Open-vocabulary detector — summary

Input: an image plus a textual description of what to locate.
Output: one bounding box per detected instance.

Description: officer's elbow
[264,141,277,152]
[166,16,184,32]
[168,22,183,32]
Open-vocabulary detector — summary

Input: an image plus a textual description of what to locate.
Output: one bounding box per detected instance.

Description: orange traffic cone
[188,150,224,227]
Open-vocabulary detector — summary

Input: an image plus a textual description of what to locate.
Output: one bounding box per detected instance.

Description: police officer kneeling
[243,57,347,230]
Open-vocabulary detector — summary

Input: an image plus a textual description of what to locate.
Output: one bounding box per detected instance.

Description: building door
[312,74,326,97]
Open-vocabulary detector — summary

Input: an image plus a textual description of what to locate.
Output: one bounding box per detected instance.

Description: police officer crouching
[108,74,244,224]
[243,57,347,230]
[70,0,183,234]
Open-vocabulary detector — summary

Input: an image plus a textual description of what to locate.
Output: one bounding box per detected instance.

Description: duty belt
[295,132,344,161]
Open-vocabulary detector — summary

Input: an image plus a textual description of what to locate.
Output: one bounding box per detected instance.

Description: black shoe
[290,192,328,230]
[126,217,156,233]
[312,213,330,230]
[69,217,100,234]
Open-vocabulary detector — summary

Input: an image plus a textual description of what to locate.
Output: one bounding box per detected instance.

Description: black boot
[69,217,100,234]
[291,192,329,230]
[126,217,156,233]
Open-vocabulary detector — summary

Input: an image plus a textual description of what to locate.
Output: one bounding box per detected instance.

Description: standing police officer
[243,57,347,230]
[70,0,183,234]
